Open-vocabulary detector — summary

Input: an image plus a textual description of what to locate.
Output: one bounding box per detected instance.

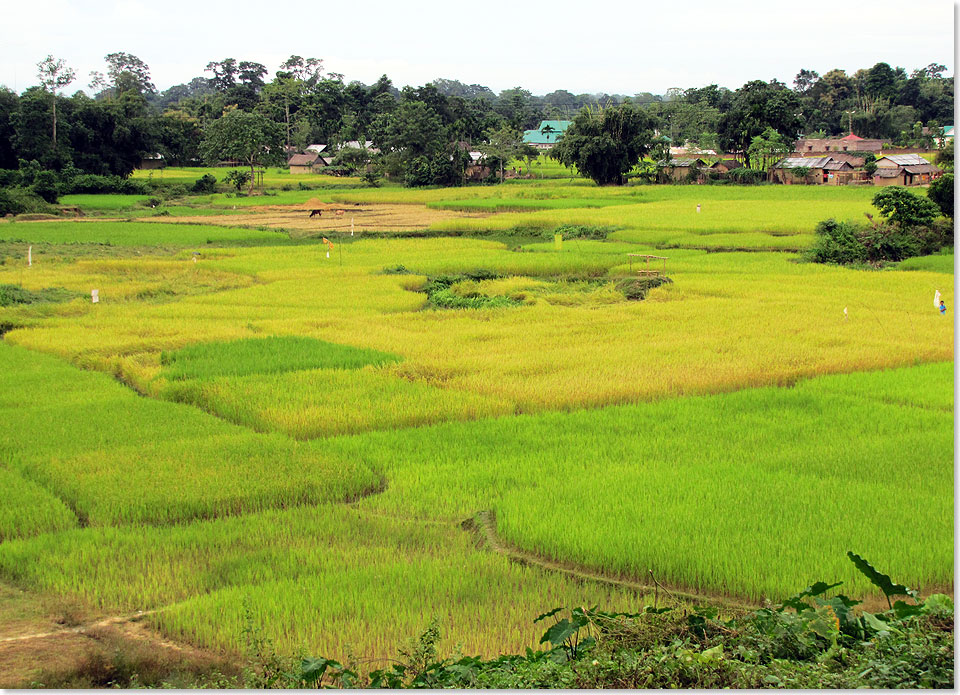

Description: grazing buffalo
[309,209,323,218]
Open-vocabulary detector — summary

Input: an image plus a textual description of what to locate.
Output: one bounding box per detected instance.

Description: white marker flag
[934,290,941,308]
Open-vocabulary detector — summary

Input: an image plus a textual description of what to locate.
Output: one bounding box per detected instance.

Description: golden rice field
[0,175,952,665]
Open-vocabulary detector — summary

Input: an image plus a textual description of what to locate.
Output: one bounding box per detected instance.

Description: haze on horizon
[0,0,955,97]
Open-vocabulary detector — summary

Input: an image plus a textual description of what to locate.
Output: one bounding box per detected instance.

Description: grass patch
[160,335,400,380]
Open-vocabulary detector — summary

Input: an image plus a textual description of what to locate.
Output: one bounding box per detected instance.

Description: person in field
[935,290,945,314]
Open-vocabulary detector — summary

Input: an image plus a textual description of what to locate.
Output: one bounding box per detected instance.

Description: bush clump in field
[808,218,951,266]
[554,224,616,240]
[809,187,952,266]
[0,187,59,216]
[190,174,218,194]
[0,284,79,307]
[615,275,673,301]
[420,271,520,310]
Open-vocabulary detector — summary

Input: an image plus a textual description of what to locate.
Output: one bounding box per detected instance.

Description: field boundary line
[465,510,754,611]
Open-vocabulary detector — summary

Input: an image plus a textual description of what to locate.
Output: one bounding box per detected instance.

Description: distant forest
[0,53,952,178]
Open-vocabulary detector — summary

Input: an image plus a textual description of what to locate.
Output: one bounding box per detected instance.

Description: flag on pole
[934,290,941,309]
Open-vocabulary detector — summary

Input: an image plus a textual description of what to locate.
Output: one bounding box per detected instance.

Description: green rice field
[0,171,952,667]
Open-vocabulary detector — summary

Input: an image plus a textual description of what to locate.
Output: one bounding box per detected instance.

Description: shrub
[0,169,22,187]
[728,167,765,184]
[190,174,218,194]
[223,170,251,191]
[62,174,148,195]
[31,171,60,203]
[872,186,941,228]
[808,219,869,265]
[0,187,57,216]
[927,174,953,218]
[554,225,615,240]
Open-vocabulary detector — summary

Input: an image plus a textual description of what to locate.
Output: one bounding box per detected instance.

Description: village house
[708,159,742,174]
[287,152,327,174]
[338,140,380,153]
[661,158,706,182]
[793,132,885,154]
[522,120,572,150]
[137,152,165,170]
[770,156,835,184]
[871,154,942,186]
[464,151,490,181]
[822,159,858,185]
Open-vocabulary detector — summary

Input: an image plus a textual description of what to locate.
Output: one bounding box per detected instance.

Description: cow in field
[335,209,345,218]
[309,209,323,218]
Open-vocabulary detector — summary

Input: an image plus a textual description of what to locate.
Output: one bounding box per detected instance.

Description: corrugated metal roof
[878,154,928,166]
[537,120,572,132]
[523,130,562,144]
[667,158,703,167]
[775,157,832,169]
[903,164,942,174]
[523,120,572,145]
[839,133,863,141]
[874,168,902,177]
[823,160,854,171]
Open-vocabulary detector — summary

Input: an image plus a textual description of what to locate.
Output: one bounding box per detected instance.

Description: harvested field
[147,199,493,236]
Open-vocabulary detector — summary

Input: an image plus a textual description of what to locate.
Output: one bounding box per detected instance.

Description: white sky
[1,0,956,96]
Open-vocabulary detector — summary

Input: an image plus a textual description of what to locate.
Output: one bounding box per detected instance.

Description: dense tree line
[0,52,952,189]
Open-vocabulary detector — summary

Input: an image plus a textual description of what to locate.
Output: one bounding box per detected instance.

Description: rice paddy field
[0,173,953,667]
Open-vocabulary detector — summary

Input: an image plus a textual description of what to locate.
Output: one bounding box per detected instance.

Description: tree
[104,52,156,95]
[478,125,521,182]
[551,105,654,185]
[872,186,941,227]
[935,139,953,171]
[927,174,953,218]
[746,127,792,172]
[793,69,820,94]
[200,109,283,195]
[0,88,19,169]
[718,80,803,165]
[36,55,75,152]
[206,59,238,92]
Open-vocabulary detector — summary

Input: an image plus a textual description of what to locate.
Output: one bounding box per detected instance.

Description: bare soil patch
[0,581,235,688]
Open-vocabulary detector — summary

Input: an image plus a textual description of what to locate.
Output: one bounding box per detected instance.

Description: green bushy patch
[0,284,80,307]
[0,187,59,217]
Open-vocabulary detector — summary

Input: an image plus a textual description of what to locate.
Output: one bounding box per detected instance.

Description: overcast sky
[1,0,955,96]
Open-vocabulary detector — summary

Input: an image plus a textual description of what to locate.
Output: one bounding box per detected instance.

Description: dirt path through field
[466,510,754,610]
[0,610,159,645]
